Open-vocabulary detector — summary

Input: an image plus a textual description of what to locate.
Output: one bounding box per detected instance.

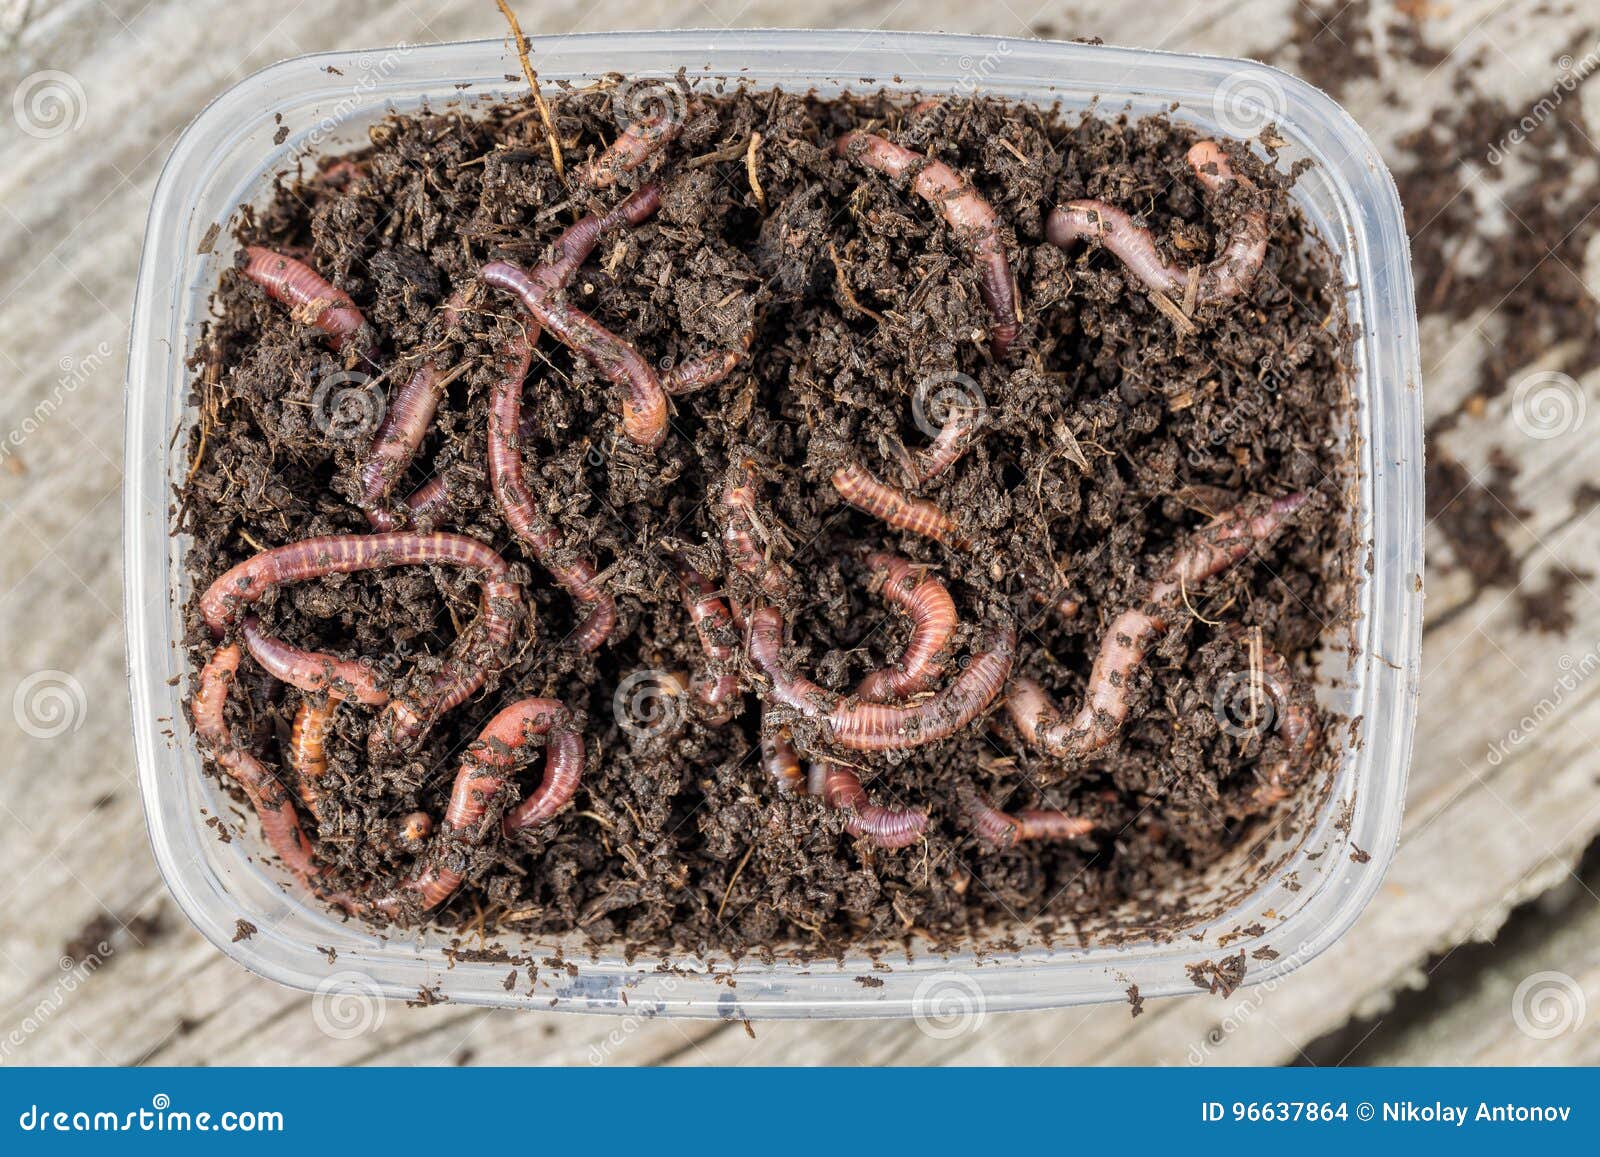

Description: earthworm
[719,459,795,604]
[960,787,1095,847]
[811,761,928,849]
[855,553,958,702]
[240,616,389,705]
[241,246,368,354]
[1007,492,1306,759]
[748,605,1016,752]
[907,409,980,488]
[671,553,741,721]
[831,460,969,549]
[760,719,805,794]
[482,259,669,448]
[487,324,617,652]
[289,697,339,818]
[577,112,684,189]
[397,698,585,910]
[1227,633,1320,808]
[191,644,320,880]
[397,811,434,845]
[358,287,474,529]
[399,475,453,527]
[200,533,522,752]
[1045,140,1269,305]
[835,131,1019,358]
[662,348,745,396]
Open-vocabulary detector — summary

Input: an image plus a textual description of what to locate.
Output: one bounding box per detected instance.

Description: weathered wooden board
[1,0,1595,1066]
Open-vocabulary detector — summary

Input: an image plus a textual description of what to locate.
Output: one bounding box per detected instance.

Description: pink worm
[835,131,1020,358]
[288,697,339,819]
[199,532,523,753]
[811,761,928,849]
[907,410,981,488]
[577,112,684,189]
[481,260,668,448]
[1233,635,1320,808]
[670,554,741,721]
[855,553,958,702]
[1007,493,1306,758]
[961,787,1095,846]
[394,698,585,911]
[359,289,472,530]
[748,605,1016,752]
[1045,140,1269,305]
[760,718,806,794]
[241,246,368,354]
[240,616,390,705]
[831,460,970,549]
[719,459,795,607]
[191,643,321,880]
[483,187,663,649]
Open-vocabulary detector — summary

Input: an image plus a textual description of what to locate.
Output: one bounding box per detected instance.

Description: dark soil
[178,84,1356,957]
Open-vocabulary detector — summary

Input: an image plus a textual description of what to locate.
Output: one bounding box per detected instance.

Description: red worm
[241,246,368,354]
[488,326,617,652]
[1007,493,1306,758]
[399,474,453,527]
[289,697,339,818]
[811,761,928,849]
[241,616,389,706]
[836,131,1019,358]
[908,410,980,488]
[1045,140,1269,305]
[831,460,970,549]
[855,553,958,702]
[396,698,585,911]
[481,260,668,448]
[960,787,1095,847]
[760,718,806,794]
[1233,635,1320,808]
[671,553,741,721]
[191,644,320,879]
[200,533,522,752]
[719,459,794,604]
[663,348,744,396]
[748,605,1016,752]
[358,287,473,529]
[577,112,684,189]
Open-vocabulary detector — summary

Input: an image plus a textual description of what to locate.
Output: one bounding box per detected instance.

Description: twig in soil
[747,604,1016,753]
[1006,493,1305,760]
[1046,140,1269,307]
[836,131,1021,358]
[831,460,970,549]
[809,761,928,849]
[494,0,564,180]
[854,552,958,703]
[717,843,756,921]
[827,242,886,324]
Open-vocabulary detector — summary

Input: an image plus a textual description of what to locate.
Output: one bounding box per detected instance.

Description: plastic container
[126,30,1423,1018]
